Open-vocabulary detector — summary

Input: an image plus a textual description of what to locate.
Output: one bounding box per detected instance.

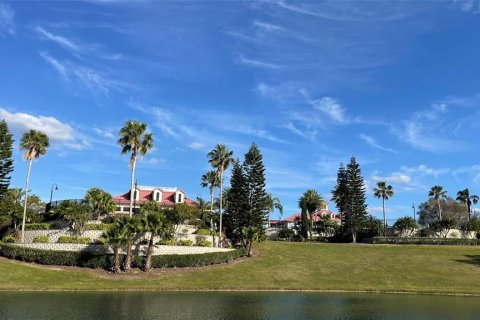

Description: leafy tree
[102,223,127,273]
[418,197,466,227]
[428,185,447,220]
[85,188,115,220]
[140,200,162,214]
[277,227,295,241]
[141,212,172,271]
[224,160,249,245]
[343,157,368,243]
[55,200,93,235]
[298,189,324,240]
[373,181,394,234]
[392,216,418,237]
[361,216,383,238]
[0,120,14,198]
[19,129,49,242]
[461,218,480,238]
[266,194,284,225]
[164,203,193,243]
[315,215,339,238]
[331,163,349,224]
[431,216,456,238]
[118,120,154,218]
[208,144,233,247]
[0,189,23,229]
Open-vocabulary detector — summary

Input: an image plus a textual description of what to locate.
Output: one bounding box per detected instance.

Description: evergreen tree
[331,162,348,224]
[344,157,368,243]
[0,120,14,198]
[224,159,249,245]
[243,143,268,229]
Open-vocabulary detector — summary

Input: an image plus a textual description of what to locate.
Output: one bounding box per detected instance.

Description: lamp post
[412,203,416,222]
[49,183,58,205]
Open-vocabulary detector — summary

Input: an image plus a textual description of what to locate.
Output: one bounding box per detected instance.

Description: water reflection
[0,292,479,320]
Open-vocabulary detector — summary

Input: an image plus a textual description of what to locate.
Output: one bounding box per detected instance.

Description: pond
[0,292,479,319]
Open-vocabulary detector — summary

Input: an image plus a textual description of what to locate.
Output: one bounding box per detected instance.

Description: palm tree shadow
[455,255,480,267]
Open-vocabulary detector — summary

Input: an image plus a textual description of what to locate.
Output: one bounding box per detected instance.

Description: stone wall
[24,230,104,243]
[14,243,233,255]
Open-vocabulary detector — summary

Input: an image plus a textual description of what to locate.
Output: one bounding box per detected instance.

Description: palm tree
[265,193,283,227]
[207,144,233,247]
[456,188,478,221]
[299,189,325,240]
[141,212,172,271]
[102,223,127,273]
[118,216,142,272]
[118,120,154,218]
[201,170,220,244]
[429,185,447,220]
[471,195,479,218]
[373,181,394,234]
[19,130,49,242]
[85,188,116,220]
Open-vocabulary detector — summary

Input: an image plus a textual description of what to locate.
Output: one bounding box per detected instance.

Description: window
[153,190,161,202]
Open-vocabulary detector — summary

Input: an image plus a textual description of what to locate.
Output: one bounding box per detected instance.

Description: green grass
[1,241,479,294]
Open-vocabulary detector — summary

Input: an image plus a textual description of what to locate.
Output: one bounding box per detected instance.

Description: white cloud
[372,172,412,185]
[0,3,15,36]
[238,55,282,69]
[93,128,114,139]
[359,134,397,153]
[0,107,89,150]
[36,26,82,53]
[310,97,347,123]
[400,165,450,178]
[188,142,205,150]
[453,164,480,182]
[39,51,68,78]
[253,20,284,32]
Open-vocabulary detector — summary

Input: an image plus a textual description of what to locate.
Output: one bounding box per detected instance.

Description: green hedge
[32,235,49,243]
[2,236,16,243]
[157,239,175,245]
[196,238,212,247]
[0,242,247,269]
[364,237,480,245]
[57,236,91,244]
[178,240,193,246]
[196,229,212,236]
[25,223,56,230]
[84,224,112,231]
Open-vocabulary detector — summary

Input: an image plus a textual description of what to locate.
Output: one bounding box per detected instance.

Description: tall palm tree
[141,212,172,271]
[265,193,283,227]
[429,185,447,220]
[118,120,154,218]
[471,195,479,218]
[19,130,49,243]
[456,188,478,221]
[373,181,394,234]
[201,170,220,244]
[207,144,233,247]
[299,189,325,240]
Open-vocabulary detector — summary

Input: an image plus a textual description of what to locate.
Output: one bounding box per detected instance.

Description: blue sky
[1,0,480,223]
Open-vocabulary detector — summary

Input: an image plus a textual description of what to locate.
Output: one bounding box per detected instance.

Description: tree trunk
[467,203,471,221]
[143,235,154,271]
[437,200,442,220]
[21,159,32,243]
[247,240,253,257]
[113,246,120,273]
[218,170,223,248]
[352,230,357,243]
[382,197,386,236]
[129,155,137,218]
[123,239,133,271]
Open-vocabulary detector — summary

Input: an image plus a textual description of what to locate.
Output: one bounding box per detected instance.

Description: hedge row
[0,242,247,269]
[57,236,92,244]
[84,224,112,231]
[25,223,56,230]
[364,237,480,245]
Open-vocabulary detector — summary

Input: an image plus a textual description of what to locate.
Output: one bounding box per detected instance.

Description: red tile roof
[283,209,341,223]
[113,187,196,207]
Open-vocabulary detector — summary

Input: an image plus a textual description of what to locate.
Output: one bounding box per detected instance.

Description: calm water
[0,292,479,320]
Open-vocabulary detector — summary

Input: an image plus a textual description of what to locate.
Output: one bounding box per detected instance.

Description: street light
[412,203,416,222]
[49,183,58,206]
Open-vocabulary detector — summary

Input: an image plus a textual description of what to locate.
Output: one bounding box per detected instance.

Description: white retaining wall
[14,243,233,255]
[24,230,104,243]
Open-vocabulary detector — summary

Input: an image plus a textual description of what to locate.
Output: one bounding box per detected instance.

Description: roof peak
[137,185,179,192]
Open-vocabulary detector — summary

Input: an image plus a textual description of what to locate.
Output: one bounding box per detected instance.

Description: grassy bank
[1,241,479,294]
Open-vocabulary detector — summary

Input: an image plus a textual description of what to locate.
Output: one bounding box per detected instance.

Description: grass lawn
[1,241,479,294]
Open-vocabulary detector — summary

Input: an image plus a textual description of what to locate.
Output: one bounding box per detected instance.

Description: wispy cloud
[359,134,397,153]
[454,0,480,14]
[93,127,114,139]
[36,26,84,54]
[238,55,282,69]
[188,142,205,150]
[0,3,15,36]
[0,107,90,150]
[253,20,284,32]
[301,90,347,124]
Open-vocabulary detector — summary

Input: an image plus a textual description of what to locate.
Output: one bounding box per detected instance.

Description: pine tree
[224,159,249,245]
[344,156,368,243]
[243,143,268,229]
[331,163,349,224]
[0,120,14,198]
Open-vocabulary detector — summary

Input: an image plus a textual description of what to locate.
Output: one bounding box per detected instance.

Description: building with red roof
[270,207,341,229]
[113,185,196,214]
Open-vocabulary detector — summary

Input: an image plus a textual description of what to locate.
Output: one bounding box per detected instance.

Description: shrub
[84,224,112,231]
[392,216,418,237]
[196,238,212,247]
[33,235,49,243]
[196,229,212,236]
[102,216,119,224]
[57,236,91,244]
[157,239,176,245]
[25,223,55,230]
[277,228,295,241]
[178,239,193,246]
[2,236,16,243]
[364,237,480,246]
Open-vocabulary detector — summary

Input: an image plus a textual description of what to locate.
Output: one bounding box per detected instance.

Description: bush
[2,236,16,243]
[178,239,193,246]
[0,242,247,269]
[157,239,176,245]
[278,228,295,241]
[101,216,118,224]
[196,229,212,236]
[363,237,480,245]
[25,223,55,230]
[57,236,91,244]
[84,224,111,231]
[33,235,49,243]
[196,238,212,247]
